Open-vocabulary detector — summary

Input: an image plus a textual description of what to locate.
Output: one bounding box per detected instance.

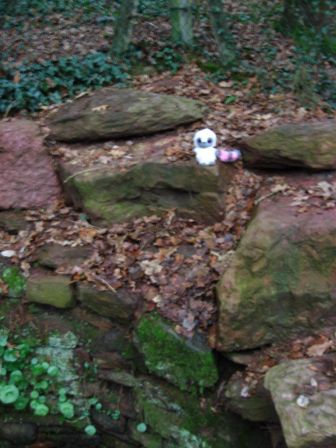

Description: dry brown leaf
[307,340,332,357]
[92,104,109,112]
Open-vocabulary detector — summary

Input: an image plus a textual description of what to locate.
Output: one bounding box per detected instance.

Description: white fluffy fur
[193,128,217,165]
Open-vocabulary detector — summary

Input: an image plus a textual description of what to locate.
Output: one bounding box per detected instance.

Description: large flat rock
[0,119,60,209]
[217,174,336,351]
[48,88,205,142]
[243,120,336,170]
[57,135,228,224]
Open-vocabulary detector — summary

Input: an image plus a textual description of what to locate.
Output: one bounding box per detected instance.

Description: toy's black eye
[207,138,213,144]
[197,138,202,144]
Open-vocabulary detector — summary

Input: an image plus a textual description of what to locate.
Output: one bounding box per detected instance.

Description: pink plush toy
[217,148,241,163]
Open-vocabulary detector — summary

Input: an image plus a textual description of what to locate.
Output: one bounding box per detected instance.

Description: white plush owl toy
[193,128,217,166]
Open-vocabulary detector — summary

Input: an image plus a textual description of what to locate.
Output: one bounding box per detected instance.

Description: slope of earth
[2,0,335,113]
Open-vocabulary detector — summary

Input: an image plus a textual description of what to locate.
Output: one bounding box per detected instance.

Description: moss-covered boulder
[264,355,336,448]
[242,120,336,170]
[58,136,226,224]
[26,271,75,309]
[60,163,224,224]
[78,284,138,324]
[135,313,218,391]
[48,88,205,142]
[217,191,336,351]
[129,421,163,448]
[134,378,271,448]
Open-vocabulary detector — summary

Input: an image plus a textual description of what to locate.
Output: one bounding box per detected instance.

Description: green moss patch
[135,313,218,391]
[26,272,75,309]
[135,379,271,448]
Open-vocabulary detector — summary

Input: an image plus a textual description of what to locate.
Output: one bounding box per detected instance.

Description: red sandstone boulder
[217,173,336,351]
[0,119,60,209]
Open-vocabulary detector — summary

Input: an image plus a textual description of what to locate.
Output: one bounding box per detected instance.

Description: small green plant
[0,330,104,436]
[0,267,26,298]
[0,333,62,416]
[85,424,97,436]
[138,0,168,17]
[224,95,237,105]
[150,46,184,73]
[137,422,147,433]
[0,0,112,25]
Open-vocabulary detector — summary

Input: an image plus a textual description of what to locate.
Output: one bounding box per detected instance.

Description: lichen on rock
[264,355,336,448]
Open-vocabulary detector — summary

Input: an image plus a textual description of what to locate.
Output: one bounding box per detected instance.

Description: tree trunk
[206,0,237,66]
[170,0,194,46]
[112,0,139,57]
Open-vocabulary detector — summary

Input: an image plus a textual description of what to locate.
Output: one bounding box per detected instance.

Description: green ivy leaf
[0,385,19,404]
[59,401,75,419]
[4,349,18,363]
[85,425,97,436]
[34,403,49,416]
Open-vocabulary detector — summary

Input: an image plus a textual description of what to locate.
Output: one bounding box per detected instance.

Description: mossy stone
[135,313,218,391]
[134,378,271,448]
[78,284,137,323]
[129,421,163,448]
[224,374,278,422]
[26,272,75,309]
[58,159,225,225]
